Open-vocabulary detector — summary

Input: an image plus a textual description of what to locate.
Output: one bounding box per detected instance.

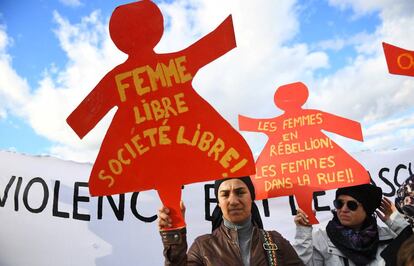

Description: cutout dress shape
[239,82,370,224]
[67,0,255,228]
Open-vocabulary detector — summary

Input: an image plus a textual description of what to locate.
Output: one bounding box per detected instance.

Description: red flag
[383,42,414,77]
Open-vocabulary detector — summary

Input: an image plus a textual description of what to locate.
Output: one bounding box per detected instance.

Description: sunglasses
[333,199,360,211]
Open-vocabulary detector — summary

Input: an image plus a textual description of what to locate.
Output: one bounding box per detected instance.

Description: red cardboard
[239,82,370,224]
[67,0,255,229]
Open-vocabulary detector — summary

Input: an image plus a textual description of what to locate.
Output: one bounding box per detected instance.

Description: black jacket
[381,225,413,266]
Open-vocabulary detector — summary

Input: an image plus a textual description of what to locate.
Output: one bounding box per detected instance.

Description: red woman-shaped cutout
[239,82,370,224]
[67,0,255,229]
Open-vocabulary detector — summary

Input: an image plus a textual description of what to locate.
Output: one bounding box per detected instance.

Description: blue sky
[0,0,413,162]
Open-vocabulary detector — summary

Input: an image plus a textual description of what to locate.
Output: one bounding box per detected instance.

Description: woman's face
[336,195,367,229]
[218,179,252,224]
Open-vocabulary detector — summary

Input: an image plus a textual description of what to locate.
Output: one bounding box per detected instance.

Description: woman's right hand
[294,208,312,227]
[158,201,186,230]
[376,197,397,222]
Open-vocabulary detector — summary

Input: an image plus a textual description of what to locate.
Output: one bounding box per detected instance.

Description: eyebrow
[219,187,246,193]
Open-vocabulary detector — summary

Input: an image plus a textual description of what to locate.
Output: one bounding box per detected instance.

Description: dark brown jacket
[160,223,304,265]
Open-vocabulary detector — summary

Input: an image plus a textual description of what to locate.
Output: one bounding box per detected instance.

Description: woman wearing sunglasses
[293,184,408,266]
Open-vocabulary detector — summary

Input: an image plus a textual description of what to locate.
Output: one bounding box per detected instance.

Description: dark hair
[211,176,263,232]
[397,235,414,266]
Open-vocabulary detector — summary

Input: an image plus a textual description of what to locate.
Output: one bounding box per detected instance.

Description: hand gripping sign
[383,42,414,77]
[66,0,255,229]
[239,82,370,224]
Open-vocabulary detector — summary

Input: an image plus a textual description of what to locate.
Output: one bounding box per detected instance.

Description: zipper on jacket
[230,227,244,264]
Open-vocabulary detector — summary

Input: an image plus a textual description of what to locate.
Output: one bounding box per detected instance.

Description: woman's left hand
[376,197,396,222]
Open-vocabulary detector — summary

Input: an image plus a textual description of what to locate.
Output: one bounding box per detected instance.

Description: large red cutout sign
[383,42,414,77]
[239,82,370,224]
[66,0,255,229]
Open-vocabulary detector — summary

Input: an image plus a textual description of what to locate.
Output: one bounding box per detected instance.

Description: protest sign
[66,1,255,228]
[239,82,370,223]
[1,148,414,265]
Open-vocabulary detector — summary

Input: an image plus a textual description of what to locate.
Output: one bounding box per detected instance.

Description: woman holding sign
[158,176,304,265]
[293,184,408,266]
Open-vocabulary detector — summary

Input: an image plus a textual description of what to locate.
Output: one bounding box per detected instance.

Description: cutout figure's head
[274,82,309,112]
[109,0,163,54]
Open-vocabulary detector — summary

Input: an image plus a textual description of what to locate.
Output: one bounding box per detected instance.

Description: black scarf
[326,212,379,266]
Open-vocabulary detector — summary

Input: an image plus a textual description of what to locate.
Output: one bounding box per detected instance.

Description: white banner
[1,148,413,266]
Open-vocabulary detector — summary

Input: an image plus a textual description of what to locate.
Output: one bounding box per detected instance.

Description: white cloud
[27,11,125,161]
[329,0,414,19]
[0,11,123,162]
[316,38,346,51]
[328,0,387,16]
[365,113,414,137]
[0,109,6,120]
[59,0,83,8]
[1,0,414,162]
[42,0,328,160]
[0,25,9,51]
[157,0,328,154]
[307,0,414,151]
[0,26,31,119]
[315,32,374,54]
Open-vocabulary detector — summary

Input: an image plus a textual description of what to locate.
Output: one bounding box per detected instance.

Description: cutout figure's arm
[239,115,261,132]
[320,111,363,141]
[67,76,116,139]
[184,15,236,73]
[239,115,277,134]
